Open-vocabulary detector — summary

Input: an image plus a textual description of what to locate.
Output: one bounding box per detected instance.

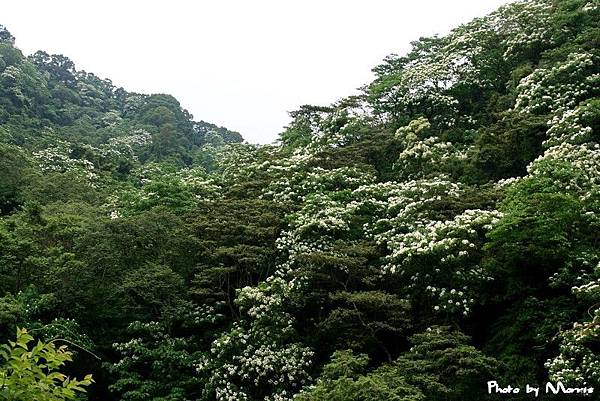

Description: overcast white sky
[3,0,511,144]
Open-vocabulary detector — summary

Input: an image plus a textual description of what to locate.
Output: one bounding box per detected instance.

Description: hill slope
[0,0,599,400]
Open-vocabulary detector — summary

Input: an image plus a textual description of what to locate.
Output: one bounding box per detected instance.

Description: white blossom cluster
[526,142,600,199]
[377,209,501,315]
[202,154,402,400]
[268,162,499,318]
[32,130,154,186]
[531,157,600,385]
[494,176,522,189]
[514,52,598,115]
[547,213,600,385]
[183,301,227,326]
[290,107,371,154]
[397,137,456,171]
[512,43,600,385]
[202,278,313,401]
[1,62,49,105]
[176,167,223,200]
[546,307,600,388]
[489,0,554,58]
[395,118,468,179]
[104,130,152,161]
[356,176,463,235]
[32,141,98,181]
[236,280,288,320]
[1,65,20,83]
[1,65,28,103]
[211,143,274,182]
[263,165,373,204]
[382,209,502,264]
[572,280,600,301]
[512,51,599,172]
[369,0,568,126]
[112,321,164,364]
[266,159,500,318]
[371,50,463,127]
[189,0,600,395]
[544,102,597,147]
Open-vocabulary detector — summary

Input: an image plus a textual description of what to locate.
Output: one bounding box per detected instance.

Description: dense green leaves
[0,1,599,399]
[0,328,93,401]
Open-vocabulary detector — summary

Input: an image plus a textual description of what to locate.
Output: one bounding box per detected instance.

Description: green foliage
[0,25,15,45]
[295,350,424,401]
[300,327,499,401]
[108,322,202,401]
[0,144,30,214]
[0,328,93,401]
[0,1,598,400]
[317,291,411,361]
[390,326,499,400]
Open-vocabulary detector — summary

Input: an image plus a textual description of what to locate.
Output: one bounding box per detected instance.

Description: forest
[0,0,599,400]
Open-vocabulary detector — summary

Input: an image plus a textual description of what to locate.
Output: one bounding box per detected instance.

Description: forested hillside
[0,0,599,400]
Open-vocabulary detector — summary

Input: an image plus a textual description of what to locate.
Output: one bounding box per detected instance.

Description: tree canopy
[0,1,599,399]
